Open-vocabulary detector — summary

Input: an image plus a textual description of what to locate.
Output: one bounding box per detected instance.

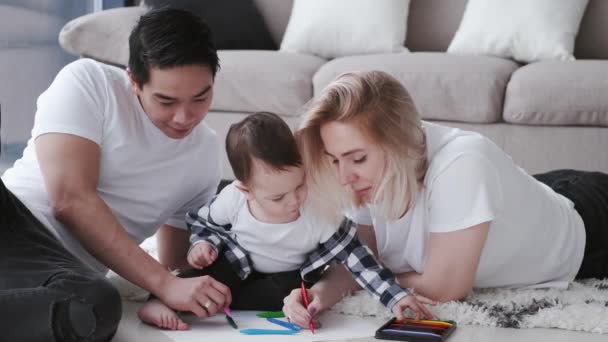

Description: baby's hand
[187,242,217,269]
[392,293,436,321]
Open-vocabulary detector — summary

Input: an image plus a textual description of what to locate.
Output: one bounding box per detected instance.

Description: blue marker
[267,317,302,331]
[239,328,299,335]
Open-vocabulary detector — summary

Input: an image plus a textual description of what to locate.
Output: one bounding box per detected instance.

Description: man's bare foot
[138,299,189,330]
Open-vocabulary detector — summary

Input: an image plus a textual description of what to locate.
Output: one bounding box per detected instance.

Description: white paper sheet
[160,311,384,342]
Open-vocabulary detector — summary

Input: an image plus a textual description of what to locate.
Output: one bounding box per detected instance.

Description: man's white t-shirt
[2,59,221,273]
[195,182,336,273]
[353,122,585,289]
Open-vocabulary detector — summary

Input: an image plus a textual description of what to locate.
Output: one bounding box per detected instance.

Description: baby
[138,112,432,330]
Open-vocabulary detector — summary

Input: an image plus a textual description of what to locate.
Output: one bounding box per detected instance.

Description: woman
[282,70,608,328]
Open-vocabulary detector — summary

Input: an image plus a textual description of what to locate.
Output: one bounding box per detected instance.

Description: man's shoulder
[61,58,104,77]
[55,58,126,94]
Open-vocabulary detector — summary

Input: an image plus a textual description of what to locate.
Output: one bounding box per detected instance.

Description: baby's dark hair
[226,112,302,185]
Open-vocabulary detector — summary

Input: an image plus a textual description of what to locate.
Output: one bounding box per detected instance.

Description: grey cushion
[504,61,608,127]
[253,0,293,46]
[313,52,519,123]
[406,0,467,52]
[212,51,325,116]
[59,7,146,66]
[575,0,608,59]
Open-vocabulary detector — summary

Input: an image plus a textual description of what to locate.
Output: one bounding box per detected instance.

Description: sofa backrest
[255,0,608,59]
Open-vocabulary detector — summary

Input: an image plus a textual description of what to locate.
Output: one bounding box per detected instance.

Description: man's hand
[159,275,232,318]
[187,242,217,269]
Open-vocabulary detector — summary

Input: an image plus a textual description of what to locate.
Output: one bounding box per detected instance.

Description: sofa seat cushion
[504,61,608,127]
[313,52,519,123]
[212,51,325,116]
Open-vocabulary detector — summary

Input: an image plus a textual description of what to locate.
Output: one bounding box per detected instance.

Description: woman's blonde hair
[297,70,427,223]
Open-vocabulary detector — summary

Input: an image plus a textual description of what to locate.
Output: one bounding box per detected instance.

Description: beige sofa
[59,0,608,180]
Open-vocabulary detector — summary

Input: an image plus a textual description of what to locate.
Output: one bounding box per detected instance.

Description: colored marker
[240,328,299,335]
[256,311,285,318]
[383,329,442,338]
[400,318,452,328]
[267,317,301,331]
[223,307,237,329]
[301,281,315,334]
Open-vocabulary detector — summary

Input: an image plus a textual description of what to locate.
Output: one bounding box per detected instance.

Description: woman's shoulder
[425,122,501,164]
[423,122,507,183]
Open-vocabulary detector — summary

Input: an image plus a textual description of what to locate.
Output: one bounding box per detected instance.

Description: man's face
[130,65,214,139]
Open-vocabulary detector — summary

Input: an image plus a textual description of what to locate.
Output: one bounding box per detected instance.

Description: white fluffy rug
[111,239,608,334]
[332,279,608,334]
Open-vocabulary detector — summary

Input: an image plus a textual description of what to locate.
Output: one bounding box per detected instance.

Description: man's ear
[234,181,254,200]
[127,69,142,94]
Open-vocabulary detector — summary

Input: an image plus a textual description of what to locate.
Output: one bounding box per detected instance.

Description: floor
[114,301,608,342]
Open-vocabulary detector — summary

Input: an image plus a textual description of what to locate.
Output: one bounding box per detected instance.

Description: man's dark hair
[128,8,219,87]
[226,112,302,185]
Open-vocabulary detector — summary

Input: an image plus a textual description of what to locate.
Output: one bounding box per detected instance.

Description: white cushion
[279,0,409,59]
[447,0,589,63]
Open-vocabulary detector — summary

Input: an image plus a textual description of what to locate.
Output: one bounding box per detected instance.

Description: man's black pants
[0,179,122,341]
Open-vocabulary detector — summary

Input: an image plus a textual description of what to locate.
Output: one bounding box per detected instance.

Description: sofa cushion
[212,51,325,116]
[145,0,276,50]
[504,61,608,127]
[447,0,589,63]
[253,0,293,45]
[575,0,608,59]
[279,0,409,59]
[313,52,519,123]
[59,7,146,66]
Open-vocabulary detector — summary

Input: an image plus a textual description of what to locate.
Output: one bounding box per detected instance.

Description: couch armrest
[59,6,147,67]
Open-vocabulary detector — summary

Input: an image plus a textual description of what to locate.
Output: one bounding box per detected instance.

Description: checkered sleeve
[186,196,253,280]
[301,218,410,309]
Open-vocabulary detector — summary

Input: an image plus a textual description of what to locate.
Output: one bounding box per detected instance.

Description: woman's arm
[283,263,359,328]
[396,221,490,302]
[355,224,378,256]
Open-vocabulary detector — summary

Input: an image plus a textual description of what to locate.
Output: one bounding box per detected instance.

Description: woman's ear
[234,181,254,200]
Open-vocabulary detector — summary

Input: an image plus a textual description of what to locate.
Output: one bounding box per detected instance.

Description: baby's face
[248,162,307,222]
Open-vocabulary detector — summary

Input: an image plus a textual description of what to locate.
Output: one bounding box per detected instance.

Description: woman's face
[320,120,385,203]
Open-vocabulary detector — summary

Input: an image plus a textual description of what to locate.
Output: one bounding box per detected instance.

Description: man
[0,8,230,341]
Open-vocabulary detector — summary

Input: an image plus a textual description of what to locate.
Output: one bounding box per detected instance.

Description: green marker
[256,311,285,318]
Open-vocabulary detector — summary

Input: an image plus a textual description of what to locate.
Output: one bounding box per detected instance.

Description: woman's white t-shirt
[2,59,221,273]
[353,122,585,289]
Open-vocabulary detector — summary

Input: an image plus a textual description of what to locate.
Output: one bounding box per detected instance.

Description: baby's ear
[234,181,254,200]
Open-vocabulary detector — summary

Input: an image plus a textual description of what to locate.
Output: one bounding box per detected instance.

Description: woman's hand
[282,288,324,329]
[392,294,436,320]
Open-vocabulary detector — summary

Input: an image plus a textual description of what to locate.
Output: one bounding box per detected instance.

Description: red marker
[300,281,315,334]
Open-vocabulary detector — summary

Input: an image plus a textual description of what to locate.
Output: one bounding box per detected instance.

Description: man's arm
[36,133,171,292]
[157,224,191,271]
[36,133,231,316]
